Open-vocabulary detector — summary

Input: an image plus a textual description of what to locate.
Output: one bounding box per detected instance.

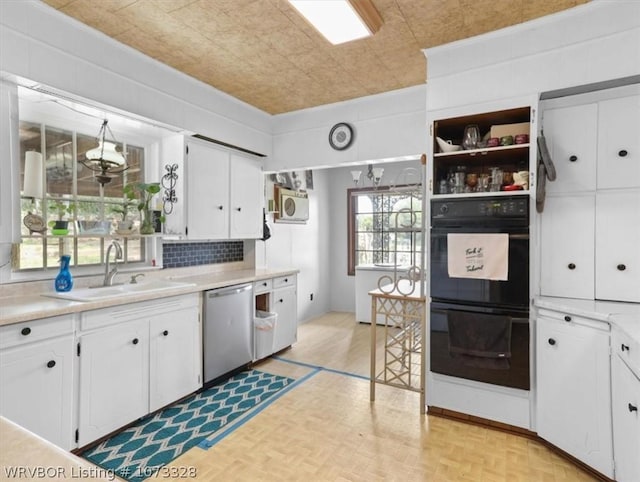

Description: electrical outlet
[310,293,314,301]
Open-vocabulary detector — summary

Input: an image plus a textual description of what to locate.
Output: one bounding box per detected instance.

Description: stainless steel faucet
[104,240,123,286]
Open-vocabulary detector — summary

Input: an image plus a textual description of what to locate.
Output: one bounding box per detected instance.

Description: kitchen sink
[41,280,197,302]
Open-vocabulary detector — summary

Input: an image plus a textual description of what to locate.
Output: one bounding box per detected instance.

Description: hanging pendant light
[80,119,127,185]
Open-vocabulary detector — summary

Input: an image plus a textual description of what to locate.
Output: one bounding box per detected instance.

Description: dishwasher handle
[206,284,252,298]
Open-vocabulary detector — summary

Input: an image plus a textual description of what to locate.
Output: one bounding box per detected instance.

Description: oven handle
[430,232,528,240]
[430,307,530,323]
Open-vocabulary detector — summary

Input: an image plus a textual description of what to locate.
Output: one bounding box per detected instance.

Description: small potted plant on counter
[49,200,74,235]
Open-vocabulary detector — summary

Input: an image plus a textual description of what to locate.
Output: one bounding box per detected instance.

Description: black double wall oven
[430,196,530,390]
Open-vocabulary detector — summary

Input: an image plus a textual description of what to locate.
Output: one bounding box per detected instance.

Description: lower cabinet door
[272,286,297,354]
[0,335,74,450]
[611,355,640,482]
[536,316,613,477]
[78,319,149,446]
[149,308,201,412]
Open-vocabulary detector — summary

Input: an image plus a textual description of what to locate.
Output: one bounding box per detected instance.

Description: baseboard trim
[427,405,613,482]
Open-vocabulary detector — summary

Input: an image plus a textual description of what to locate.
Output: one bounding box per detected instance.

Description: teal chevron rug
[82,370,293,482]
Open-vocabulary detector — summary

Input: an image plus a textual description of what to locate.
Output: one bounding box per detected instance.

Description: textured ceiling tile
[522,0,589,21]
[57,1,136,37]
[42,0,587,114]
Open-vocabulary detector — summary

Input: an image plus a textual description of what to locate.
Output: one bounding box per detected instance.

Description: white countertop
[0,267,298,326]
[535,295,640,345]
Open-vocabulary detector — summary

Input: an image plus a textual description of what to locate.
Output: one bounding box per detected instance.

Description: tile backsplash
[162,241,243,268]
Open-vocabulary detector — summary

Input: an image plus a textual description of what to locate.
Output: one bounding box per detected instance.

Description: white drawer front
[613,327,640,378]
[80,293,199,332]
[273,274,296,289]
[253,279,272,294]
[0,315,75,349]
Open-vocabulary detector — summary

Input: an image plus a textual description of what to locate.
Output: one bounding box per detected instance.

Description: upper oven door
[430,225,529,309]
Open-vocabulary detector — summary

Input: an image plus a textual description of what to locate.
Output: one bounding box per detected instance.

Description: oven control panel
[432,196,529,222]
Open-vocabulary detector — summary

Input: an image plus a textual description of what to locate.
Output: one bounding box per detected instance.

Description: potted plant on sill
[110,193,136,234]
[124,182,165,235]
[49,200,74,235]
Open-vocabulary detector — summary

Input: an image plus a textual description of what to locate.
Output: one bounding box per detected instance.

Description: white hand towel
[447,233,509,281]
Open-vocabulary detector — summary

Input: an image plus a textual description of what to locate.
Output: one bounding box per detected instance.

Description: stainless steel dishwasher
[203,283,253,385]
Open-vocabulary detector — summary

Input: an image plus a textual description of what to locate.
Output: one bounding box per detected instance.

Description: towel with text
[447,233,509,281]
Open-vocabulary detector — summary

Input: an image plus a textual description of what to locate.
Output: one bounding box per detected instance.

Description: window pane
[16,238,44,270]
[76,237,104,265]
[44,127,74,197]
[357,250,373,265]
[46,237,73,268]
[355,213,374,232]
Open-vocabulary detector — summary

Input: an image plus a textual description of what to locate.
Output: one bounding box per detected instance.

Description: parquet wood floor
[169,312,597,481]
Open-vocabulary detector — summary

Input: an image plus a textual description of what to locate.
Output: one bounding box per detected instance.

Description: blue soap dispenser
[54,254,73,292]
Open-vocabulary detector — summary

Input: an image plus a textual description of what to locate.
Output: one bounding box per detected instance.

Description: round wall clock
[329,123,354,151]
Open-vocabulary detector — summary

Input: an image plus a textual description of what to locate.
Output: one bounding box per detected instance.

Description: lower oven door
[430,302,530,390]
[430,227,529,309]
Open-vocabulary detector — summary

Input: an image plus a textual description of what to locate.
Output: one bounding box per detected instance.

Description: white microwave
[275,187,309,223]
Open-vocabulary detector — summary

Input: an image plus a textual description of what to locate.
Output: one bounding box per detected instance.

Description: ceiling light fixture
[80,119,127,186]
[288,0,383,45]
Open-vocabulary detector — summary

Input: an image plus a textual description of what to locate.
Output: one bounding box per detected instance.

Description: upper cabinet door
[229,154,263,239]
[186,142,230,240]
[597,95,640,189]
[543,103,598,193]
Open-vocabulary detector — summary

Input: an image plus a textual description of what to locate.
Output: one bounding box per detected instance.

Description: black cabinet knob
[617,264,626,271]
[47,360,56,368]
[132,338,139,345]
[218,205,224,210]
[279,299,284,303]
[284,278,288,282]
[548,338,556,346]
[618,149,628,157]
[569,155,578,162]
[163,330,169,336]
[236,207,242,212]
[621,344,630,352]
[564,315,572,322]
[21,327,31,336]
[263,282,267,286]
[629,403,638,413]
[568,263,576,270]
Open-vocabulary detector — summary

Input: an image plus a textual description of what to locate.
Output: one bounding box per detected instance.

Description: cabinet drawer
[536,308,610,332]
[254,279,272,294]
[273,274,296,289]
[80,293,199,332]
[0,315,74,349]
[612,326,640,378]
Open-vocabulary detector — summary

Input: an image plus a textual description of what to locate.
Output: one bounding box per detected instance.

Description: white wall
[0,0,272,155]
[424,0,640,111]
[256,168,331,323]
[270,86,426,171]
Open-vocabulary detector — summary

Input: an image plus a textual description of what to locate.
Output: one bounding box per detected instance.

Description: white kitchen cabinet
[536,312,613,478]
[186,141,229,239]
[611,353,640,482]
[540,86,640,303]
[597,95,640,190]
[149,306,201,412]
[542,103,597,194]
[595,190,640,303]
[0,315,75,450]
[162,135,263,240]
[78,318,149,447]
[78,294,200,446]
[540,195,595,299]
[270,275,298,354]
[229,154,263,239]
